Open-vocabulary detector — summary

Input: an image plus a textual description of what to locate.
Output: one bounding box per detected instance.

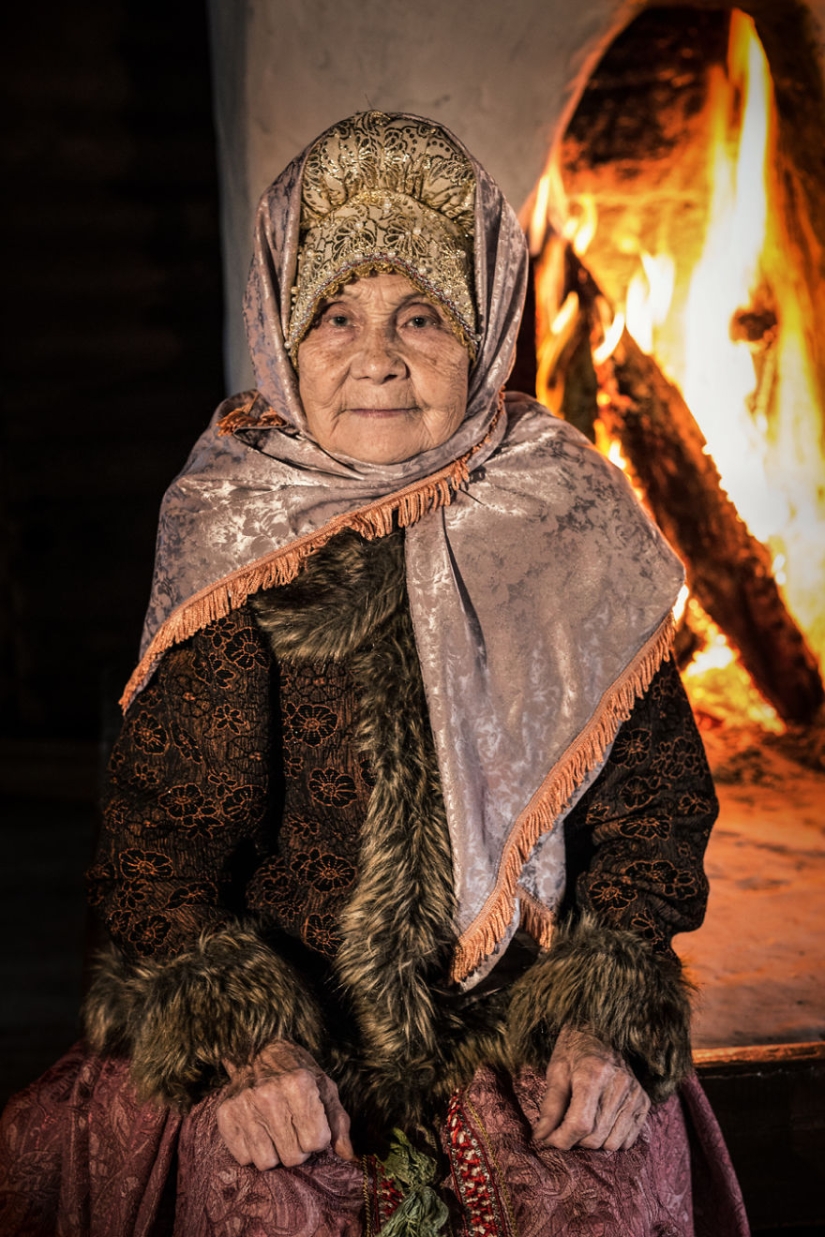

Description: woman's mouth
[347,407,415,417]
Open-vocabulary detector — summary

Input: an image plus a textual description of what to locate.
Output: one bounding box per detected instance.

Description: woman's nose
[351,326,406,381]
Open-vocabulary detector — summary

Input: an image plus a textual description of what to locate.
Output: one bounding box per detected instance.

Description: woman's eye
[405,313,437,329]
[313,305,352,330]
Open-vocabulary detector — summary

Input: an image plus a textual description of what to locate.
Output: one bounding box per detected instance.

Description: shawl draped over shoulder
[122,112,685,986]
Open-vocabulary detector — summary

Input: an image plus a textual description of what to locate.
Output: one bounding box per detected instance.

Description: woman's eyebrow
[397,295,441,312]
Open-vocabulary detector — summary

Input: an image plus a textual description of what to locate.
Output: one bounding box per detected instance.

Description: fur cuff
[505,915,693,1102]
[83,927,326,1109]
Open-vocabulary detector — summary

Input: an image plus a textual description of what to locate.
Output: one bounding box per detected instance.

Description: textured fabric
[84,530,716,1124]
[0,1042,364,1237]
[247,654,368,959]
[0,1045,750,1237]
[286,112,478,358]
[89,605,274,960]
[565,657,716,954]
[126,110,685,983]
[93,535,710,977]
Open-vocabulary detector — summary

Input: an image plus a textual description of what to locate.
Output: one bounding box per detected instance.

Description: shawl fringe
[120,456,470,714]
[451,612,676,983]
[121,394,505,714]
[516,886,556,951]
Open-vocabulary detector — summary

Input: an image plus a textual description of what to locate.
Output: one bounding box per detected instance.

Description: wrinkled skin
[534,1025,651,1152]
[217,1026,650,1168]
[296,273,470,465]
[217,1041,355,1170]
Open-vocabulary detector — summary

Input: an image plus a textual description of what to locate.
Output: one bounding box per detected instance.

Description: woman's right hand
[217,1039,356,1170]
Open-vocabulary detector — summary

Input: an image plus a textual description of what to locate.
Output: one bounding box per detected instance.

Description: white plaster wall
[207,0,825,393]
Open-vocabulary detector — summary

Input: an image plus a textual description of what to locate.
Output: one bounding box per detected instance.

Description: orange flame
[666,11,824,721]
[531,9,825,729]
[625,252,675,356]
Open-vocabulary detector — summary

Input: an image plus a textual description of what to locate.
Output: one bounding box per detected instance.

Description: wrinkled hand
[217,1039,356,1169]
[533,1025,650,1151]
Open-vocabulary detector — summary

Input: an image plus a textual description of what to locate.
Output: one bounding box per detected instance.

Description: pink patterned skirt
[0,1042,749,1237]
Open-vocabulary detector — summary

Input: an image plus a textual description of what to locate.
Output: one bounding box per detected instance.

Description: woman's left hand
[532,1024,650,1151]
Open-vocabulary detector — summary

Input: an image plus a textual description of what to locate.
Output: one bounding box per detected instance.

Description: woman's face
[297,273,470,464]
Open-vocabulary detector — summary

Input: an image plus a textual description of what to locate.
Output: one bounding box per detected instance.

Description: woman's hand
[217,1039,356,1169]
[533,1025,650,1151]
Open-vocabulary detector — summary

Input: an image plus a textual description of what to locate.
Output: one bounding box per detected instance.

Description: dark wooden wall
[1,0,225,741]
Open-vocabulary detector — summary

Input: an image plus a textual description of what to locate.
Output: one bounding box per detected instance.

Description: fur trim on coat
[83,927,325,1109]
[254,529,478,1139]
[506,913,694,1102]
[90,529,699,1129]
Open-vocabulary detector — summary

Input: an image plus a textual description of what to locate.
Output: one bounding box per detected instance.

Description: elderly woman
[0,112,749,1236]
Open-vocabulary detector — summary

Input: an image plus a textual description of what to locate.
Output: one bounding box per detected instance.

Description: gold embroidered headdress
[285,112,479,360]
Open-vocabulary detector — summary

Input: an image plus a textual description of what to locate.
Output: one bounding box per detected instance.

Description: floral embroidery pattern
[290,846,356,893]
[566,657,717,956]
[222,784,259,823]
[588,879,635,914]
[119,850,174,880]
[610,726,650,767]
[92,607,275,961]
[309,768,358,808]
[303,912,342,956]
[159,783,207,819]
[212,704,248,734]
[224,630,269,673]
[618,775,658,810]
[263,659,369,957]
[131,714,169,756]
[294,703,338,746]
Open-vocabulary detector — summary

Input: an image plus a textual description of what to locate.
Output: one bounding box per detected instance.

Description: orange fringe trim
[519,885,559,950]
[122,397,504,714]
[216,395,287,436]
[450,612,676,983]
[123,458,484,714]
[517,886,556,950]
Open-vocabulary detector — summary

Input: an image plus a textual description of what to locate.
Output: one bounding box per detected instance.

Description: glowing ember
[530,7,825,730]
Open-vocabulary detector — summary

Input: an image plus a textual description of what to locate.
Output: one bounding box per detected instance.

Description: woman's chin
[319,408,462,465]
[323,417,426,465]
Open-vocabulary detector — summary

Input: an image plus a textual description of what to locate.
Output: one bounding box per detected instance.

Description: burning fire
[530,9,825,730]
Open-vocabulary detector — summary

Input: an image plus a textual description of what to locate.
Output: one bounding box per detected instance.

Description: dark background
[0,0,225,1101]
[1,0,225,744]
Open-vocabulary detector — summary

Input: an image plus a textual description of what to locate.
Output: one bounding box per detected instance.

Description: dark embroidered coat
[85,530,717,1145]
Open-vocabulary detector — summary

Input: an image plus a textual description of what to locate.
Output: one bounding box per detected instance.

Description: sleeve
[507,655,717,1101]
[83,606,325,1109]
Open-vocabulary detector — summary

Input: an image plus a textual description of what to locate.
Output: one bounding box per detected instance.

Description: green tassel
[377,1130,450,1237]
